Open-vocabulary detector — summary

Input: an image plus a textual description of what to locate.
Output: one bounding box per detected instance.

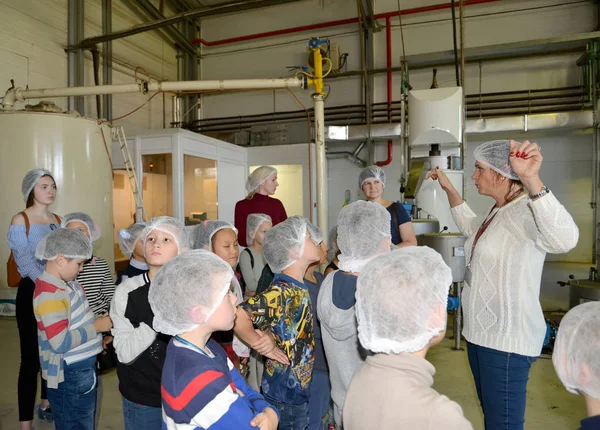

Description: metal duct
[324,111,593,142]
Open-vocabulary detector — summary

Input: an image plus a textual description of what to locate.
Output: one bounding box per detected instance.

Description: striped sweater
[33,271,102,388]
[161,338,277,429]
[7,223,59,281]
[76,256,115,315]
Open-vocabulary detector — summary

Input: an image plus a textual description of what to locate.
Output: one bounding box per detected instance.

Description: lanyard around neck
[175,335,211,358]
[468,206,498,266]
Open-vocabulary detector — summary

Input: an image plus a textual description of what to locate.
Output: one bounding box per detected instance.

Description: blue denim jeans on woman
[264,394,309,430]
[122,396,162,430]
[46,356,97,430]
[467,342,538,430]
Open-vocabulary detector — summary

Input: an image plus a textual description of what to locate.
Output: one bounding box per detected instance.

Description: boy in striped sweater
[33,228,113,429]
[149,250,279,429]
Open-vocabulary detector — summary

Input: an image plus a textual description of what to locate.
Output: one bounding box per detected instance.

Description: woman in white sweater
[427,139,579,430]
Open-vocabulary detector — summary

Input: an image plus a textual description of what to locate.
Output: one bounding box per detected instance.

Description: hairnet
[35,228,93,261]
[359,165,386,189]
[149,249,240,335]
[263,217,308,273]
[61,212,101,242]
[337,201,391,272]
[473,139,519,180]
[356,246,452,353]
[553,301,600,399]
[142,216,188,254]
[22,168,53,203]
[306,220,324,245]
[246,213,272,246]
[327,226,339,263]
[190,220,238,251]
[118,222,148,257]
[246,166,277,193]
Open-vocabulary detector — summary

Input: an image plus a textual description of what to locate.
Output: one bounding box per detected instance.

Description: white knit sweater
[451,193,578,357]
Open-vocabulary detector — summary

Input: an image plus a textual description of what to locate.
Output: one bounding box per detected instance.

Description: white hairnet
[337,201,391,272]
[553,301,600,399]
[22,168,53,203]
[36,228,93,261]
[473,139,519,180]
[149,249,240,335]
[246,166,277,193]
[142,216,188,254]
[190,220,238,251]
[359,165,386,189]
[356,246,452,353]
[306,221,324,245]
[246,213,272,246]
[61,212,101,242]
[118,222,148,257]
[327,226,339,263]
[263,216,308,273]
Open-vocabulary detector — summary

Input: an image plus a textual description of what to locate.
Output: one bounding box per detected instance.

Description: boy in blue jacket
[149,249,279,430]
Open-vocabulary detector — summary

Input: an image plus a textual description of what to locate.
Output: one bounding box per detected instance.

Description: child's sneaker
[35,404,53,423]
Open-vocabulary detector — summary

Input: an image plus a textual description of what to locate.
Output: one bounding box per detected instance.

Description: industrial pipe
[1,78,305,108]
[314,93,328,235]
[190,0,499,47]
[375,16,393,167]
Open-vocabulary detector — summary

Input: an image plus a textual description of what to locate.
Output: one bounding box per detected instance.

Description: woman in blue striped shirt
[7,168,61,430]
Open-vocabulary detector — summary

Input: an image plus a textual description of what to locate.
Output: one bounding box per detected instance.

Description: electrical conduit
[376,16,393,167]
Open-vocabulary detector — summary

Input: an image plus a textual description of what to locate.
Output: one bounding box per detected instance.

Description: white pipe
[313,94,328,236]
[3,78,305,107]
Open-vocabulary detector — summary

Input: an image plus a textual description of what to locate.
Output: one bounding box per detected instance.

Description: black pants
[16,276,47,422]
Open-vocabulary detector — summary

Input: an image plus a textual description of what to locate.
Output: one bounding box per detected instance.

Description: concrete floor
[0,317,586,430]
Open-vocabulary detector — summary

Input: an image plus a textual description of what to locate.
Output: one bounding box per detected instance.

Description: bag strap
[53,214,62,224]
[389,202,401,240]
[20,212,30,237]
[244,247,255,269]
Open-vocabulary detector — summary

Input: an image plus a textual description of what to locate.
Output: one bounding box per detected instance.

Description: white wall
[199,0,595,119]
[0,0,177,133]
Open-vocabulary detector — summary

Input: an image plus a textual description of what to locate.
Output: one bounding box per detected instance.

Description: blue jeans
[264,394,309,430]
[122,397,162,430]
[467,342,537,430]
[308,371,331,430]
[46,356,97,430]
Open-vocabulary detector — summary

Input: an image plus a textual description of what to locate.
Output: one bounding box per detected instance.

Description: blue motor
[447,296,460,311]
[544,320,559,347]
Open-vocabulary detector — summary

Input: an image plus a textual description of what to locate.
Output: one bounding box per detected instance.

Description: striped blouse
[76,256,115,316]
[7,223,59,281]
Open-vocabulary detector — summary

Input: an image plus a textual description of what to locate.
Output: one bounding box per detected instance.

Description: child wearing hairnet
[317,201,392,427]
[552,302,600,430]
[303,222,334,430]
[234,216,320,430]
[33,228,113,429]
[62,212,115,316]
[239,214,272,298]
[62,212,117,426]
[343,247,473,430]
[189,220,249,374]
[116,222,148,285]
[148,250,279,429]
[110,216,188,430]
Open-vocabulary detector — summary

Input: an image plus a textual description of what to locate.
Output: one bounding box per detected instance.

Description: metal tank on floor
[0,111,114,288]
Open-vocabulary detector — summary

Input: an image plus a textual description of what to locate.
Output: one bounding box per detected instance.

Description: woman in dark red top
[234,166,287,247]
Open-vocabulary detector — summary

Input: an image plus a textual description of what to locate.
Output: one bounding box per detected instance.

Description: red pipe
[190,0,499,47]
[376,17,393,167]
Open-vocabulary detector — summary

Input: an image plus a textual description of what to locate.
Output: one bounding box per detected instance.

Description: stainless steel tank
[419,233,467,283]
[0,112,114,288]
[412,219,440,237]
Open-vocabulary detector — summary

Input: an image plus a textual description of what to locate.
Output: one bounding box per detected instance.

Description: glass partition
[184,154,218,226]
[142,153,173,218]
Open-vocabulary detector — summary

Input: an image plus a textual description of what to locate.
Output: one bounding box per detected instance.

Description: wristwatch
[529,185,550,200]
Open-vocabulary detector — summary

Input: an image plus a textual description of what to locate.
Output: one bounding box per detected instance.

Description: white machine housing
[408,87,463,147]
